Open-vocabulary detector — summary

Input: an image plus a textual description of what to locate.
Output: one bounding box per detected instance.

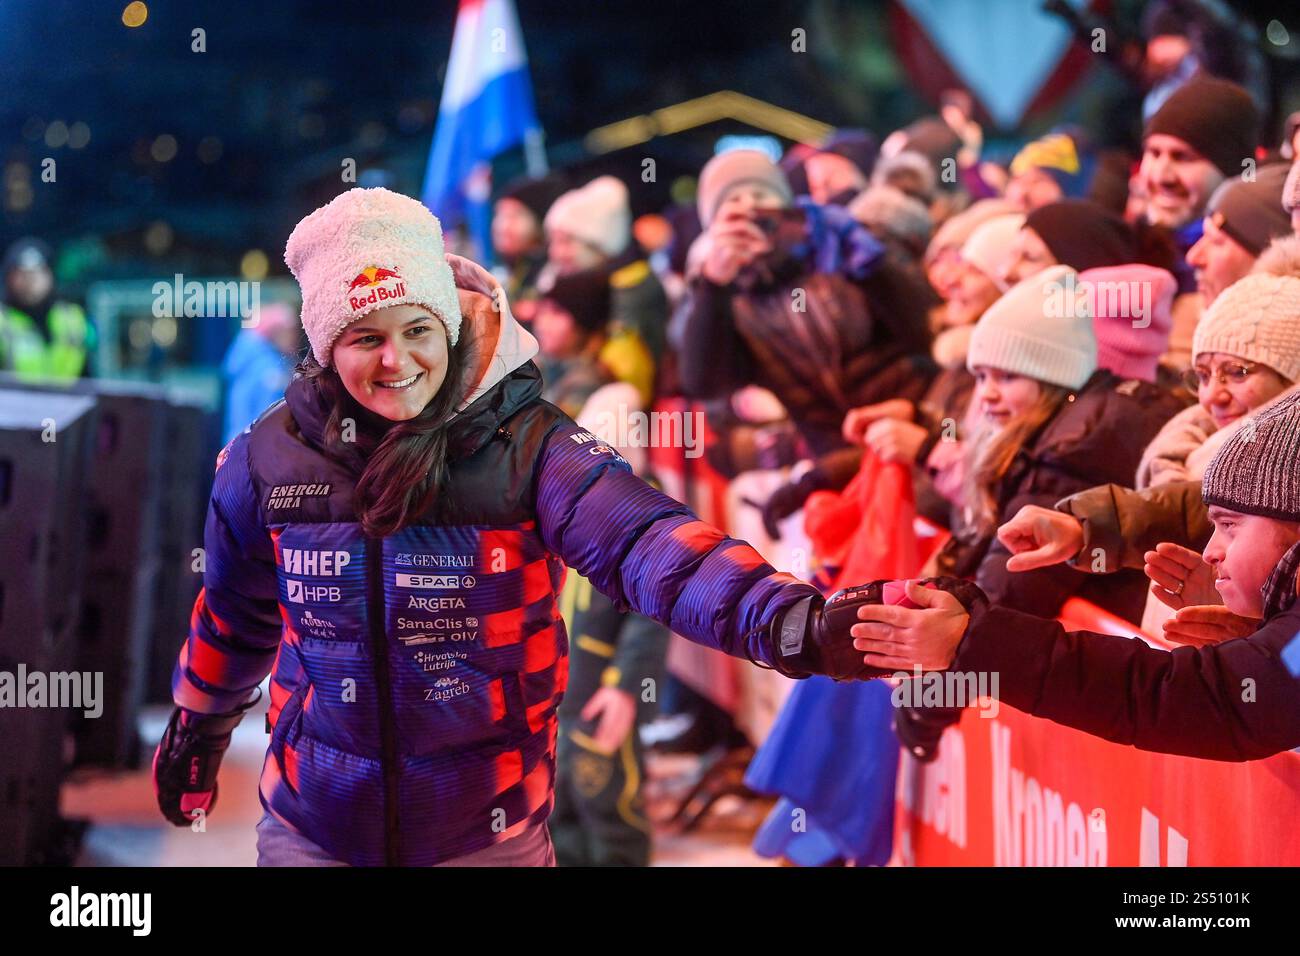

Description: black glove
[767,581,900,680]
[894,702,965,763]
[152,691,260,826]
[759,467,830,540]
[890,576,990,762]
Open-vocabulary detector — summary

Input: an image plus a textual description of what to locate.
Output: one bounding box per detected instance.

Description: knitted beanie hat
[283,187,462,367]
[821,128,879,180]
[1080,264,1176,382]
[1010,132,1090,198]
[960,213,1027,290]
[542,267,611,336]
[848,184,932,254]
[967,265,1098,390]
[1205,162,1292,256]
[498,172,570,222]
[544,176,632,256]
[1192,272,1300,383]
[871,150,938,204]
[695,149,793,227]
[1024,200,1138,272]
[1143,76,1259,177]
[925,197,1020,263]
[1202,388,1300,520]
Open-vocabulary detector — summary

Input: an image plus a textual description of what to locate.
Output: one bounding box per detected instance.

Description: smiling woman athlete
[150,187,879,866]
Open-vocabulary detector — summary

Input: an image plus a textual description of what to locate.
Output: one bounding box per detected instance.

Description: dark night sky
[0,0,1293,279]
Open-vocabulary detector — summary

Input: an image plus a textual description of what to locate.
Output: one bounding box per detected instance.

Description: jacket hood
[447,253,540,410]
[284,254,542,461]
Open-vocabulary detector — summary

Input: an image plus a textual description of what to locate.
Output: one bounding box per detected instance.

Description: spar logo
[346,266,406,311]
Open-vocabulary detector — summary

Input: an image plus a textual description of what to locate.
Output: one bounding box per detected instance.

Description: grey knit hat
[1202,388,1300,520]
[1204,162,1292,256]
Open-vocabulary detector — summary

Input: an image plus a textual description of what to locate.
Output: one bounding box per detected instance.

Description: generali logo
[346,266,405,310]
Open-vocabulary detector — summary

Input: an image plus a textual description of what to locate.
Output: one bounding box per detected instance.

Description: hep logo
[347,266,402,292]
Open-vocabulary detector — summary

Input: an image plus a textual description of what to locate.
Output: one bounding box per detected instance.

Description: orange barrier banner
[894,605,1300,865]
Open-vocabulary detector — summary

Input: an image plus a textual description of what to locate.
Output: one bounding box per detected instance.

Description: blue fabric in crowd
[746,675,900,866]
[221,330,293,443]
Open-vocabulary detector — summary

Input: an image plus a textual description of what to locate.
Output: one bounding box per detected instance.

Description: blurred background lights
[121,2,148,28]
[44,121,69,149]
[1266,20,1290,46]
[150,134,178,163]
[240,249,269,281]
[143,221,174,255]
[196,136,223,164]
[152,315,178,348]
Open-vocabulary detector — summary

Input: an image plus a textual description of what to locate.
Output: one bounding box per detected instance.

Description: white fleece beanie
[543,176,631,257]
[1193,272,1300,384]
[959,213,1026,291]
[284,187,462,366]
[967,265,1098,390]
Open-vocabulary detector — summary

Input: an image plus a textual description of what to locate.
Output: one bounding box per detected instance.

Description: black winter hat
[1143,76,1259,177]
[1024,200,1138,272]
[543,268,611,336]
[498,173,569,223]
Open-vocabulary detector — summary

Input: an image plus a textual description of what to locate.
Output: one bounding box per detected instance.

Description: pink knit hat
[1080,264,1176,382]
[284,187,462,366]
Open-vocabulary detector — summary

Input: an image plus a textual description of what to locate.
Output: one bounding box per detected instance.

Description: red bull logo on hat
[346,266,405,310]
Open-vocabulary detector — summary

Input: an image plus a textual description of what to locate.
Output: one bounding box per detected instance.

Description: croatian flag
[422,0,545,261]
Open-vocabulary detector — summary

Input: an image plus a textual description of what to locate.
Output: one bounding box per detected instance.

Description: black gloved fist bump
[769,580,899,681]
[152,692,260,827]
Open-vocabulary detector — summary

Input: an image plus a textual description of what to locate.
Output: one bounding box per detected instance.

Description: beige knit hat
[967,265,1098,390]
[695,149,793,227]
[543,176,632,256]
[925,197,1019,264]
[1192,272,1300,383]
[959,213,1026,291]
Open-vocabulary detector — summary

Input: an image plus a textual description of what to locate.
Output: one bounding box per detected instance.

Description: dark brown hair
[298,331,469,538]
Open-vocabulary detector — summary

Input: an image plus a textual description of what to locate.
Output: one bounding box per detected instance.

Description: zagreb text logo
[347,266,405,311]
